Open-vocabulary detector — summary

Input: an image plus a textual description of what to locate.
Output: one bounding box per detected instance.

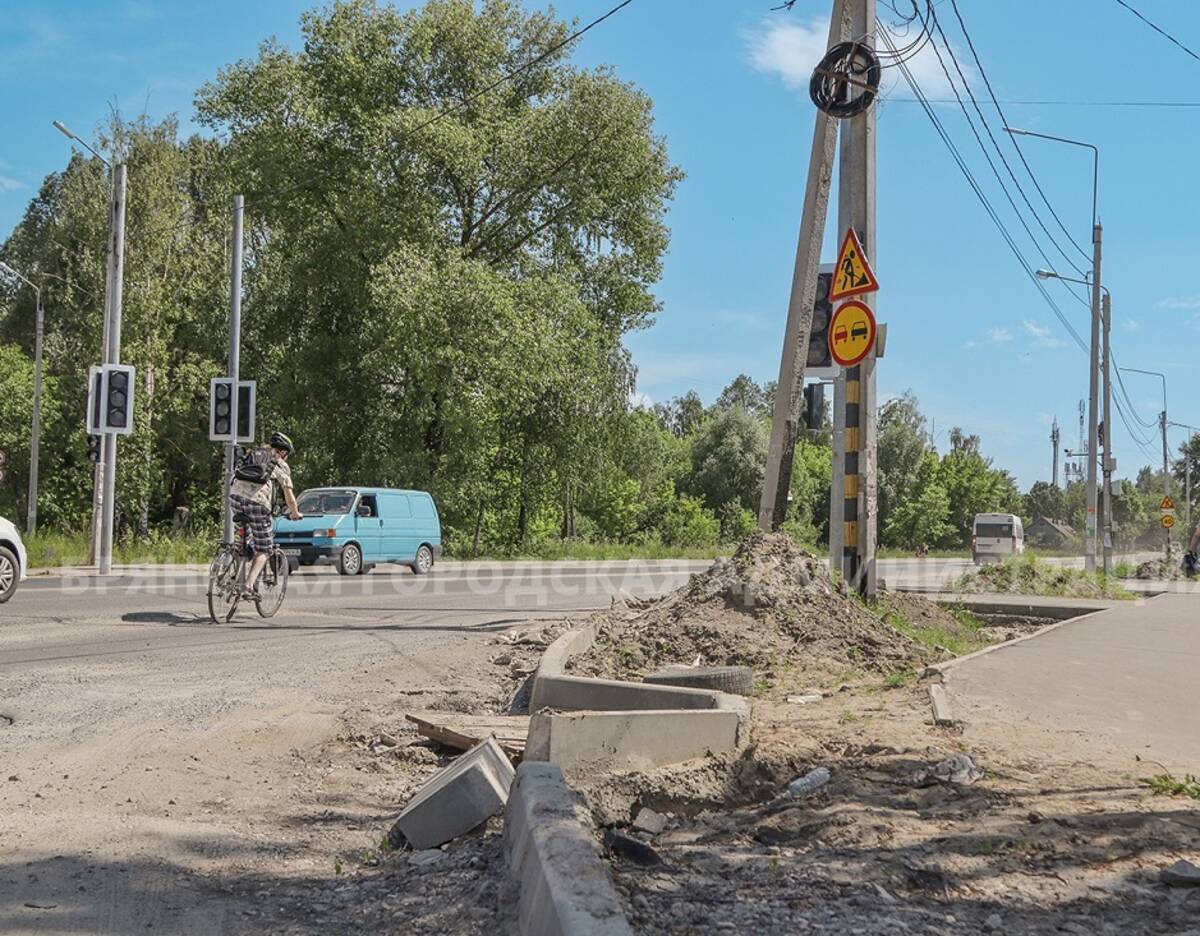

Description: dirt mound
[1131,557,1190,581]
[567,533,935,685]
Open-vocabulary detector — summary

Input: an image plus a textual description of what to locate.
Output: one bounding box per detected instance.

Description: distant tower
[1051,418,1061,488]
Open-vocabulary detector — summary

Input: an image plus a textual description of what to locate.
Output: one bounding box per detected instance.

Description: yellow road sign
[1161,495,1176,511]
[830,227,879,302]
[1163,514,1176,529]
[828,300,877,368]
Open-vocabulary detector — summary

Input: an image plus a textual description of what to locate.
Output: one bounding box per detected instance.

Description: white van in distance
[972,513,1024,564]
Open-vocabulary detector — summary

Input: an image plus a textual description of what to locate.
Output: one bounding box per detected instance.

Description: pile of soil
[1131,557,1190,581]
[567,533,959,686]
[953,557,1132,600]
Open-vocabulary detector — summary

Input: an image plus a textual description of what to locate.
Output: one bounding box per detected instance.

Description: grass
[25,530,219,568]
[951,552,1135,601]
[876,603,994,657]
[1143,772,1200,800]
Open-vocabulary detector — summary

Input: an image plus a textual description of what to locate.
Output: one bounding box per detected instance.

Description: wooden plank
[405,713,525,763]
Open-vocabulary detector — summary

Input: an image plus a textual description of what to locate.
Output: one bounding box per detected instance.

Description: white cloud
[1157,296,1200,310]
[963,339,978,350]
[1123,319,1140,333]
[988,327,1013,344]
[1021,319,1066,349]
[744,15,970,100]
[0,176,25,193]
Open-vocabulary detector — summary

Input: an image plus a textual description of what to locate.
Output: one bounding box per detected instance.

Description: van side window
[358,494,378,518]
[412,495,434,519]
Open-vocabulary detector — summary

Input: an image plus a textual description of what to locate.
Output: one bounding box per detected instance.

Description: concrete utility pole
[1085,221,1102,572]
[223,195,245,544]
[0,262,44,535]
[759,0,849,531]
[835,0,878,598]
[1101,291,1113,574]
[1123,368,1169,556]
[97,163,127,576]
[1051,418,1060,488]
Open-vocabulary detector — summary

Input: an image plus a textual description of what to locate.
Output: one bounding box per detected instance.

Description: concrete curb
[504,762,633,936]
[529,614,750,774]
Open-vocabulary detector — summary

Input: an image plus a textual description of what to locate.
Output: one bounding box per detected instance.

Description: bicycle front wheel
[255,550,289,619]
[207,547,241,624]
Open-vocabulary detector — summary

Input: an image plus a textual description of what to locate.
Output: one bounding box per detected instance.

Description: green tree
[1023,480,1067,522]
[883,453,954,549]
[686,407,766,512]
[877,391,929,546]
[714,374,770,419]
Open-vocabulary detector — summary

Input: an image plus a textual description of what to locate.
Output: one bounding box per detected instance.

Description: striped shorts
[230,495,274,552]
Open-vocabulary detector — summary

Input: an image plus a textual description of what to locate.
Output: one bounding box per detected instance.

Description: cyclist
[229,431,302,599]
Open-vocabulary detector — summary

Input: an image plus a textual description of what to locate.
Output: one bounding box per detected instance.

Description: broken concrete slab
[525,708,743,774]
[394,736,515,850]
[631,806,668,836]
[505,762,633,936]
[928,683,955,726]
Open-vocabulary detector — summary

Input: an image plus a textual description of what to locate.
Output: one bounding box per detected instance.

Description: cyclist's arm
[283,484,302,521]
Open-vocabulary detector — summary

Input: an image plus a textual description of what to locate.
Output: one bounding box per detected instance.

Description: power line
[946,0,1091,264]
[885,98,1200,108]
[1113,0,1200,64]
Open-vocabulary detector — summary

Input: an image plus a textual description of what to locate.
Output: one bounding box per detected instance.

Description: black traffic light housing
[209,378,256,443]
[86,364,136,435]
[807,269,834,370]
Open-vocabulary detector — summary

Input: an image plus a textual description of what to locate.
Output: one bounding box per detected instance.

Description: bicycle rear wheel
[207,546,241,624]
[255,549,289,618]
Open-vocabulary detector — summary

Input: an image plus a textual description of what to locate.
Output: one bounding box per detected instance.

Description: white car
[0,516,28,603]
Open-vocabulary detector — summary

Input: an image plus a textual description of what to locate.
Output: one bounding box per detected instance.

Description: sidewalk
[943,593,1200,773]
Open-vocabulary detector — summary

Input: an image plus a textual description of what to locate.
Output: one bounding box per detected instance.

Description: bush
[717,500,756,544]
[659,494,720,548]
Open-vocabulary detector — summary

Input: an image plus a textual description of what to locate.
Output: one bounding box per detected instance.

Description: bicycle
[207,518,290,624]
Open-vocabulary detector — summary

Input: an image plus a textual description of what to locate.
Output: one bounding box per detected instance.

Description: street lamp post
[54,119,125,575]
[1007,127,1101,572]
[1121,367,1170,555]
[0,261,44,536]
[1036,270,1113,573]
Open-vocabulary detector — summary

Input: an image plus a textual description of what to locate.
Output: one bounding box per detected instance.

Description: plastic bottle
[787,767,831,798]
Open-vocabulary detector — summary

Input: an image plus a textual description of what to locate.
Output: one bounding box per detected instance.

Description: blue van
[273,487,443,576]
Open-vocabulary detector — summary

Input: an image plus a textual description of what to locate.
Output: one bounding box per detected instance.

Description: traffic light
[806,267,835,373]
[87,435,102,464]
[209,378,256,443]
[803,383,826,431]
[86,364,136,435]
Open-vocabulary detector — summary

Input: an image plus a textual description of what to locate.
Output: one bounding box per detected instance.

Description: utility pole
[1051,418,1060,488]
[837,0,878,598]
[223,195,245,544]
[96,163,127,576]
[1085,221,1102,572]
[1161,408,1171,557]
[1101,291,1112,574]
[759,0,849,532]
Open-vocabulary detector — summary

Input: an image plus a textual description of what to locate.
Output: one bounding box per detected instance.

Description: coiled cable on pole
[810,41,882,118]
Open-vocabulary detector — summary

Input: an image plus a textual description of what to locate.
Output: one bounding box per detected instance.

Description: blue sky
[3,0,1199,488]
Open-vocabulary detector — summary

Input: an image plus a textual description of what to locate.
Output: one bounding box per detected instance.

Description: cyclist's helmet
[269,431,295,454]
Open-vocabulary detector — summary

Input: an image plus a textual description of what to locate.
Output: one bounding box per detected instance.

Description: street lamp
[0,261,45,536]
[53,118,125,575]
[1006,126,1103,572]
[1120,367,1172,556]
[52,120,111,168]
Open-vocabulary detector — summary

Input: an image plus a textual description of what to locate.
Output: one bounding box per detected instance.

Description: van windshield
[296,490,356,515]
[976,522,1014,538]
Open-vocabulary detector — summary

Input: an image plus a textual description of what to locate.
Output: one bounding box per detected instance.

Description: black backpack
[234,447,277,484]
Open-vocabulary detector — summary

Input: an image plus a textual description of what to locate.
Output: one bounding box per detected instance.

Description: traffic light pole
[835,0,878,599]
[97,163,127,576]
[758,0,848,531]
[223,195,244,544]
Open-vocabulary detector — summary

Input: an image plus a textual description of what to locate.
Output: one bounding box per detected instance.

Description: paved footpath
[944,593,1200,774]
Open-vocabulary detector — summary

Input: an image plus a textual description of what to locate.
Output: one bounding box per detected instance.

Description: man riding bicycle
[229,431,302,599]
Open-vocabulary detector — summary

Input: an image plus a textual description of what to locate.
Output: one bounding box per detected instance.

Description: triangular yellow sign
[1161,495,1176,511]
[830,228,879,302]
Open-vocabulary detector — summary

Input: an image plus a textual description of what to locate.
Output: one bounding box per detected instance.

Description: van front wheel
[338,543,363,576]
[413,545,434,576]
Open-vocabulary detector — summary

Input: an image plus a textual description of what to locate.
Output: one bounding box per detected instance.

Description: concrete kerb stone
[504,762,633,936]
[394,736,515,850]
[528,615,751,774]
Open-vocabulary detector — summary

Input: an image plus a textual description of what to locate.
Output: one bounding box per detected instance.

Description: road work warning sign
[830,227,879,302]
